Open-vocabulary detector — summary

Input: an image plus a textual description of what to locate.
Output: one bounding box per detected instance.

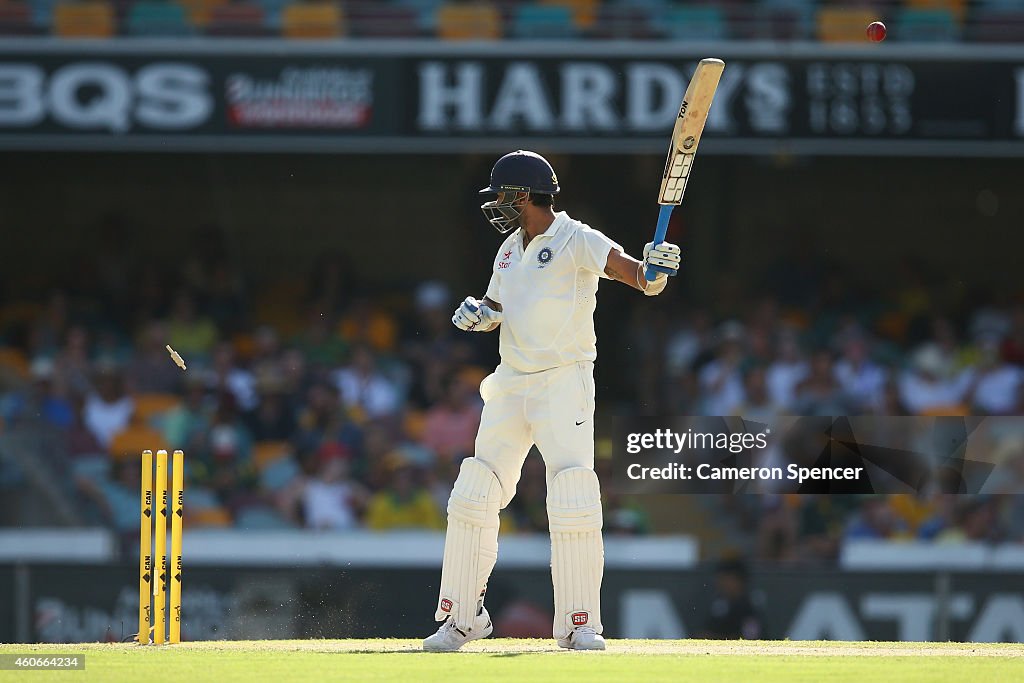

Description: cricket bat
[645,58,725,281]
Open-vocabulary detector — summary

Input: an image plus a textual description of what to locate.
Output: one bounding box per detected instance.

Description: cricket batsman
[423,150,681,651]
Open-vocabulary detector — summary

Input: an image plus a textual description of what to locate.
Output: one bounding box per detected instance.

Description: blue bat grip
[644,205,675,281]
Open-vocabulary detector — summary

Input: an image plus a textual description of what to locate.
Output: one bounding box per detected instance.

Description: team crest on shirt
[537,247,553,268]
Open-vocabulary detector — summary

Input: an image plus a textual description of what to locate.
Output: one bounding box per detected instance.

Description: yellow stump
[169,450,184,644]
[153,450,168,645]
[138,450,153,644]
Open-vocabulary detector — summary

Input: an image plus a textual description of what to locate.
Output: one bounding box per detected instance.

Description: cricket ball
[867,21,886,42]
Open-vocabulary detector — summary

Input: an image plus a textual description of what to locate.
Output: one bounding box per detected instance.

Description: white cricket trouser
[476,360,596,502]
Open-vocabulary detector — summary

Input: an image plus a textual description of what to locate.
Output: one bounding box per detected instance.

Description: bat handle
[644,205,675,281]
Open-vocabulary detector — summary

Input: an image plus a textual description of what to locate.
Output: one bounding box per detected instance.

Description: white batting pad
[436,457,502,630]
[547,466,604,639]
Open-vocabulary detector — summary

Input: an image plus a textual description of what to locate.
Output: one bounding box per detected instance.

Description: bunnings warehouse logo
[225,67,374,129]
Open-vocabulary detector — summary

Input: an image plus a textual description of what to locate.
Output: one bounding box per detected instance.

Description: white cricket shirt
[485,212,622,373]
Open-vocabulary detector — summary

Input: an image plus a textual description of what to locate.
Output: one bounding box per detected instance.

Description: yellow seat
[189,507,233,527]
[541,0,597,29]
[253,440,292,471]
[0,348,30,379]
[133,393,182,423]
[919,404,970,417]
[403,410,427,442]
[282,2,344,38]
[0,302,43,328]
[179,0,228,28]
[458,365,488,390]
[437,2,501,40]
[109,426,169,460]
[816,7,877,42]
[54,1,115,38]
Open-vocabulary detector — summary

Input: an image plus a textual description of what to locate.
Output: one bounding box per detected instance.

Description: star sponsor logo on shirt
[537,247,553,268]
[498,249,513,270]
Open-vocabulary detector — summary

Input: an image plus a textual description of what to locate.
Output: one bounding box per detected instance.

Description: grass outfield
[1,639,1022,682]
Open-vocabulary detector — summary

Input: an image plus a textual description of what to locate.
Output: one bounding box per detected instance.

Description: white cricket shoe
[422,608,493,652]
[557,626,606,651]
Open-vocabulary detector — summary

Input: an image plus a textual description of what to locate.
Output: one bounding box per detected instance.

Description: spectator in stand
[126,321,182,394]
[732,365,780,421]
[833,332,888,413]
[1000,306,1024,365]
[364,459,443,530]
[211,341,257,412]
[339,296,398,354]
[421,371,482,462]
[164,373,211,452]
[793,350,850,415]
[299,446,367,530]
[0,358,73,430]
[76,458,141,535]
[53,325,94,397]
[766,329,808,411]
[665,309,713,380]
[844,496,908,540]
[165,291,218,360]
[249,326,283,379]
[83,362,133,448]
[334,344,401,420]
[505,455,548,533]
[970,335,1023,415]
[936,498,1002,543]
[246,368,298,441]
[193,392,255,507]
[294,307,348,370]
[899,346,974,414]
[27,290,69,359]
[698,321,746,416]
[402,281,466,409]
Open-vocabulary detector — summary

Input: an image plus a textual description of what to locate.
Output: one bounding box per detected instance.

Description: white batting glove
[643,241,682,275]
[452,297,503,332]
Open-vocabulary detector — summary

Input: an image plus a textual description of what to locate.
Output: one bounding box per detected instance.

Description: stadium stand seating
[663,6,727,41]
[436,1,501,39]
[348,2,419,37]
[0,2,36,34]
[53,0,115,37]
[542,0,597,29]
[206,2,266,36]
[281,1,343,38]
[1,0,1019,43]
[894,8,960,41]
[816,6,877,42]
[511,4,576,39]
[180,0,227,29]
[125,1,192,36]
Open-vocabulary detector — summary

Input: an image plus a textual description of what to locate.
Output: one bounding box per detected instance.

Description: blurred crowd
[628,254,1024,560]
[2,248,1024,561]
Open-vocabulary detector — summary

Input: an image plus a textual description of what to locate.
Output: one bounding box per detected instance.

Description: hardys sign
[0,41,1021,155]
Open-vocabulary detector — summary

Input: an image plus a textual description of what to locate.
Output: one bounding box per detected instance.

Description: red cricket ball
[867,21,887,42]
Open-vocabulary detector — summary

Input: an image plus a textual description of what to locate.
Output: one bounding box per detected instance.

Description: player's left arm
[604,242,681,296]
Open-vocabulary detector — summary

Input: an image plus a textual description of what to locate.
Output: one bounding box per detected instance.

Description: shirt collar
[515,212,566,248]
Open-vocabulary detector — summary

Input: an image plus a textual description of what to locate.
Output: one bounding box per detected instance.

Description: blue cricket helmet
[479,150,560,196]
[479,151,560,233]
